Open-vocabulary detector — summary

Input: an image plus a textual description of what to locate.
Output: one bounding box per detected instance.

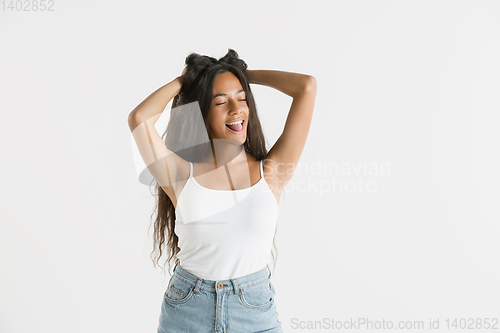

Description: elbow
[304,75,317,91]
[128,111,141,132]
[295,75,316,96]
[128,111,136,125]
[291,76,317,99]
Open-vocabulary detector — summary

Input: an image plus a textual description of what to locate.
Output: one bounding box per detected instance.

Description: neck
[205,139,246,168]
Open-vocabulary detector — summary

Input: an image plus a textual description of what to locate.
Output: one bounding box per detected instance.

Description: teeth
[226,120,243,126]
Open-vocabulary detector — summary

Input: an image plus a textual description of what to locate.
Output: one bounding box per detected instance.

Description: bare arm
[246,69,311,98]
[247,69,317,194]
[128,76,183,131]
[127,75,188,205]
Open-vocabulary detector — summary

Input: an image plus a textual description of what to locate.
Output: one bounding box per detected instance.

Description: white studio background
[1,0,499,332]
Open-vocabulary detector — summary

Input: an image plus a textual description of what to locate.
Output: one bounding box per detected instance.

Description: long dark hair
[148,48,279,278]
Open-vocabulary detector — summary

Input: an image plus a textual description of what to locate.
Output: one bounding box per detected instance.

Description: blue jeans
[157,261,283,333]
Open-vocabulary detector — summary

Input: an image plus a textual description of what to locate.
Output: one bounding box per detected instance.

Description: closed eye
[216,99,246,106]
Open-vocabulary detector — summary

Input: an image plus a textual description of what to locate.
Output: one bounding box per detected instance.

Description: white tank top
[174,159,279,280]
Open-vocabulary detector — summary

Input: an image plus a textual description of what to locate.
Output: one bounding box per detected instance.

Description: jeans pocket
[164,274,195,305]
[239,280,275,310]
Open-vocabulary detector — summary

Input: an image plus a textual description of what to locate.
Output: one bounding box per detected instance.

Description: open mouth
[225,120,244,133]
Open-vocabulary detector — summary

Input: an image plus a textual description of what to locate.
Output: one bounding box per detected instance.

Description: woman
[128,49,317,333]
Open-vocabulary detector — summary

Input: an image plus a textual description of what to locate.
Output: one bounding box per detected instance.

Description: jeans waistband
[172,261,272,295]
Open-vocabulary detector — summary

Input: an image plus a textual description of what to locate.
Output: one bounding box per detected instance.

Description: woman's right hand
[179,67,187,85]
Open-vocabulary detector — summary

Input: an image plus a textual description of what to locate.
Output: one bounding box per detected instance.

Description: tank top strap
[188,161,193,179]
[259,159,263,178]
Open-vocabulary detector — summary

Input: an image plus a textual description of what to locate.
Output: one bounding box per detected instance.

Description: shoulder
[261,155,282,194]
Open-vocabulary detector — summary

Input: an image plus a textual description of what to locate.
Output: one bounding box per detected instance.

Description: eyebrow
[212,89,245,99]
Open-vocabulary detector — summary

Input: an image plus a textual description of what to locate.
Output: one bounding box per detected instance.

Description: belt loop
[174,260,179,272]
[230,278,241,295]
[266,264,271,278]
[193,277,203,294]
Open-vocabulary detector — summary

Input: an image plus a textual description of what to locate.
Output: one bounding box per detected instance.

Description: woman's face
[208,71,249,144]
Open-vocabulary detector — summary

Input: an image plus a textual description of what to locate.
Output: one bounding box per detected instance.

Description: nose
[227,98,244,114]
